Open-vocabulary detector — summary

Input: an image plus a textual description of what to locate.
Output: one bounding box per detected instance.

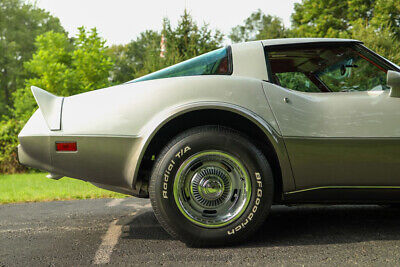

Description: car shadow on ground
[119,209,172,241]
[120,205,400,247]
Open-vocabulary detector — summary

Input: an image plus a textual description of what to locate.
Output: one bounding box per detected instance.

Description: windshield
[129,47,232,83]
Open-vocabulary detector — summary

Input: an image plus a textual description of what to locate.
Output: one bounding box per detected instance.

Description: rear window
[129,46,232,83]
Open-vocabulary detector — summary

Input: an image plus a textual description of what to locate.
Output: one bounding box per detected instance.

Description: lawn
[0,173,128,204]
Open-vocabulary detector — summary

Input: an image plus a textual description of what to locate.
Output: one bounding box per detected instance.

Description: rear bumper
[18,109,142,193]
[18,136,52,172]
[18,110,53,172]
[17,144,21,165]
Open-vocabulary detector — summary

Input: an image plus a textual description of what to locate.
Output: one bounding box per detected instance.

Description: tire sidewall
[152,129,274,244]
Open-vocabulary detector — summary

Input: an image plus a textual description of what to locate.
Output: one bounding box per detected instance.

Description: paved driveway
[1,198,400,266]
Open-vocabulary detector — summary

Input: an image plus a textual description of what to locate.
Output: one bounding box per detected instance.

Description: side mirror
[388,70,400,98]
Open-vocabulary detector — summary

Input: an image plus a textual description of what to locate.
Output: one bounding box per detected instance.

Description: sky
[34,0,301,45]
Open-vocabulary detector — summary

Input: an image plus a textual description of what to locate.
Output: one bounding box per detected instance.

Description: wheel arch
[133,103,293,202]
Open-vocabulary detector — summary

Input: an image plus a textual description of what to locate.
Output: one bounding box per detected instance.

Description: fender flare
[128,101,295,195]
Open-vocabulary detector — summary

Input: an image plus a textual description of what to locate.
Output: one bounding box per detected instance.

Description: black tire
[149,126,274,247]
[384,204,400,209]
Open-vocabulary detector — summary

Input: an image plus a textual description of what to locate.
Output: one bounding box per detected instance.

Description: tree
[165,10,223,58]
[108,10,224,84]
[291,0,400,39]
[107,30,161,84]
[0,0,65,117]
[370,0,400,39]
[229,9,287,43]
[290,0,400,64]
[351,21,400,64]
[12,27,114,121]
[72,27,114,91]
[141,10,224,77]
[291,0,370,37]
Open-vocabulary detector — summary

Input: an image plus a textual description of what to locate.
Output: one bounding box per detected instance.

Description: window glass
[276,72,321,93]
[129,47,231,83]
[317,52,388,92]
[267,44,389,92]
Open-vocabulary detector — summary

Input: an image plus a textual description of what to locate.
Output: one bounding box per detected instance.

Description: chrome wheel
[173,151,251,228]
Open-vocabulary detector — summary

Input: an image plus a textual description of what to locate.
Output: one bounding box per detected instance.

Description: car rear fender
[130,102,295,195]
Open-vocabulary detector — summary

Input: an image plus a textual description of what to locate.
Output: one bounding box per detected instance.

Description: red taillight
[56,142,77,152]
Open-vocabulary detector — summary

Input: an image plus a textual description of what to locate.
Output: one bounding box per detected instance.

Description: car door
[262,42,400,191]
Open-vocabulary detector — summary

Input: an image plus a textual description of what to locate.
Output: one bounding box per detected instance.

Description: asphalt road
[1,199,400,266]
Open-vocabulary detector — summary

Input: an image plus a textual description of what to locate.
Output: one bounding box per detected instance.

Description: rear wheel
[149,126,274,246]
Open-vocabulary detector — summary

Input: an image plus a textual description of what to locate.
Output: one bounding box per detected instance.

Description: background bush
[0,118,26,173]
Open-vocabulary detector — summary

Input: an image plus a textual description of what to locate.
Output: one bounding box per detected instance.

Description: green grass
[0,173,128,204]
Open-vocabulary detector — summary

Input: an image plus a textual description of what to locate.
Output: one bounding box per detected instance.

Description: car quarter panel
[51,76,295,193]
[61,77,278,136]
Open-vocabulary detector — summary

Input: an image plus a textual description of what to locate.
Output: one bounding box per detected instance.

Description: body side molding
[284,186,400,203]
[286,185,400,195]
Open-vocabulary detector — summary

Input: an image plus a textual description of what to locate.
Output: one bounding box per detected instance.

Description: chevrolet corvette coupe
[18,38,400,246]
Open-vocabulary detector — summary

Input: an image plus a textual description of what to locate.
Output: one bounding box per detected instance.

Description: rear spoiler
[31,86,64,131]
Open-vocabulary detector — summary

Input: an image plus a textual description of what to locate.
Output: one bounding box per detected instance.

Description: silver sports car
[18,38,400,246]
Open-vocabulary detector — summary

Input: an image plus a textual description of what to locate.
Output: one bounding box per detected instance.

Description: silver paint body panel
[18,38,400,199]
[18,48,294,193]
[261,38,360,47]
[262,79,400,191]
[262,83,400,138]
[31,86,63,131]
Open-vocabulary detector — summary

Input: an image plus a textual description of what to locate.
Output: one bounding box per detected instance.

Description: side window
[318,53,388,92]
[266,44,389,93]
[275,72,321,93]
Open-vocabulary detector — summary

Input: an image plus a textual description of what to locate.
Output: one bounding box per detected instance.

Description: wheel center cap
[190,166,231,207]
[199,177,224,200]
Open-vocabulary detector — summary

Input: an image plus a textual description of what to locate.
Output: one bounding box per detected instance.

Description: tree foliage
[108,10,224,84]
[229,9,287,43]
[107,30,161,84]
[291,0,400,39]
[0,118,26,173]
[370,0,400,39]
[290,0,400,64]
[0,0,65,117]
[350,20,400,64]
[11,27,114,121]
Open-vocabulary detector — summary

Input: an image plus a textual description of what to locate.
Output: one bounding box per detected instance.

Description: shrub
[0,118,27,173]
